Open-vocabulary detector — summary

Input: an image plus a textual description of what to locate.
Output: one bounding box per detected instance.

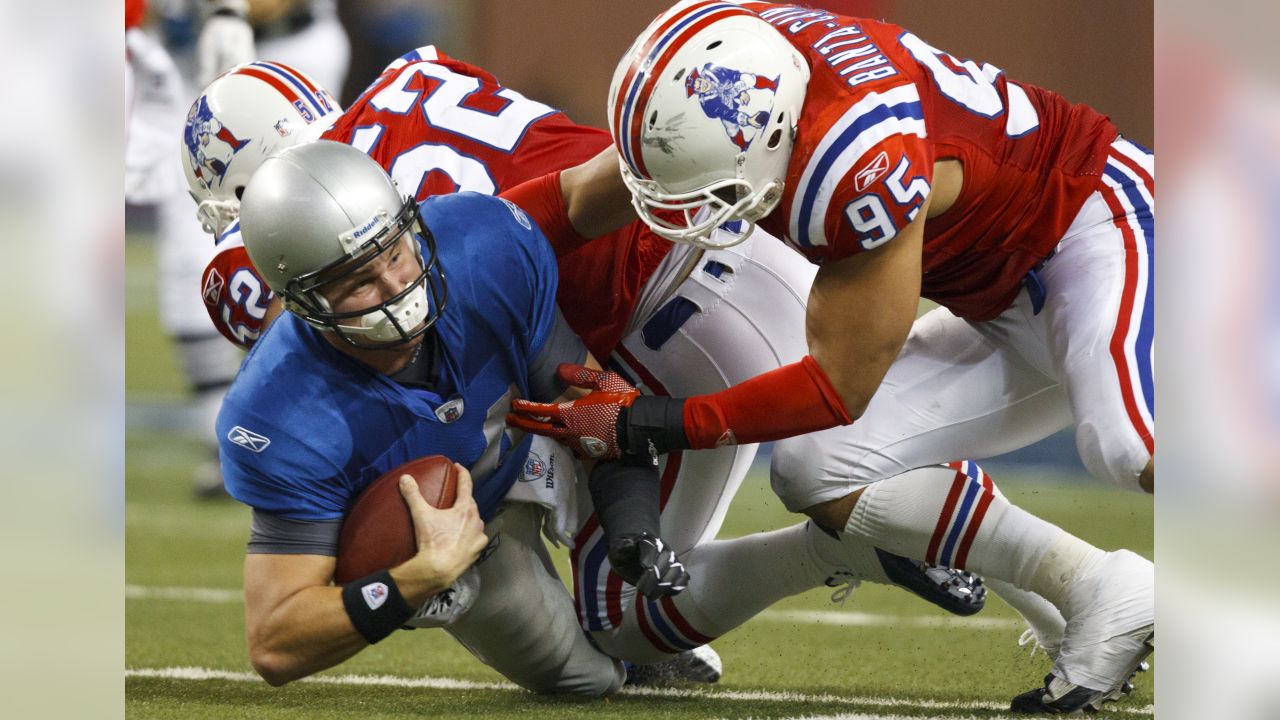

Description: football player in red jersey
[181,46,989,686]
[509,2,1154,712]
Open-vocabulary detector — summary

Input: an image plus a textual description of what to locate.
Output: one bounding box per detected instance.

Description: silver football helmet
[238,141,447,348]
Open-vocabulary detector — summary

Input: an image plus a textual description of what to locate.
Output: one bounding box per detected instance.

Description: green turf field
[125,237,1154,719]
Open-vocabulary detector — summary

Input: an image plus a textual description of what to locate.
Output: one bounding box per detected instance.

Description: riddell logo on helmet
[854,151,890,192]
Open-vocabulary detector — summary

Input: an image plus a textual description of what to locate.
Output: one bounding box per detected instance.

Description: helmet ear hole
[706,40,722,50]
[766,129,783,150]
[648,110,658,128]
[673,68,686,82]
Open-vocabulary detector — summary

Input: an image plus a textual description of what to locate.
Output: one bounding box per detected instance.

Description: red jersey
[745,3,1116,320]
[201,223,274,348]
[202,46,670,356]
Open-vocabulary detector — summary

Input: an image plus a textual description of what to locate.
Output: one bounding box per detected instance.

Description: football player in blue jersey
[221,140,688,694]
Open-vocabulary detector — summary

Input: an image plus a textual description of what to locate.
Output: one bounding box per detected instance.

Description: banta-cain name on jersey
[756,5,897,88]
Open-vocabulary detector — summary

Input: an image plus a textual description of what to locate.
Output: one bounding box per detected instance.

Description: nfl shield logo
[435,398,465,424]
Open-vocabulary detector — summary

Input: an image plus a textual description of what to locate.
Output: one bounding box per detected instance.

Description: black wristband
[588,460,662,541]
[618,396,690,460]
[341,570,416,645]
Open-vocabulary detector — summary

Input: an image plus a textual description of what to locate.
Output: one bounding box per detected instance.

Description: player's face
[320,232,423,320]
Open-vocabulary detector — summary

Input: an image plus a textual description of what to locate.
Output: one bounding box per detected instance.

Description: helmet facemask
[283,198,449,350]
[620,161,784,249]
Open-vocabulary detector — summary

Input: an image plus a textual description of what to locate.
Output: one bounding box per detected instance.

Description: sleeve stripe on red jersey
[790,84,925,248]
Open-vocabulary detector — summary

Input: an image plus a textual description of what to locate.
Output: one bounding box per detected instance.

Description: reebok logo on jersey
[361,582,388,610]
[202,269,225,306]
[227,426,271,453]
[854,150,890,192]
[500,198,532,230]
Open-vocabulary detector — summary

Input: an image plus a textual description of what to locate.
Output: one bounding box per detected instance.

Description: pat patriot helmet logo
[227,425,271,453]
[685,63,780,151]
[184,96,250,191]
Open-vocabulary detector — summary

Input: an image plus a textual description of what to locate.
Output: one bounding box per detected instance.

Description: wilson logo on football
[854,150,891,192]
[227,426,271,453]
[202,269,225,306]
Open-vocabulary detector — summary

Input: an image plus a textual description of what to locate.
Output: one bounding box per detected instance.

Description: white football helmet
[181,60,342,237]
[608,3,809,248]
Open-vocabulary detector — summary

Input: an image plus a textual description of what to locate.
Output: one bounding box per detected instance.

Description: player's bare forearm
[242,554,368,686]
[806,212,926,418]
[559,146,636,239]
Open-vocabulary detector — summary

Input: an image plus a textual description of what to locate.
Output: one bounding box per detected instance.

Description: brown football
[333,455,458,585]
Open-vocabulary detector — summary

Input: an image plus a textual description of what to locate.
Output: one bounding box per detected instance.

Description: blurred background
[9,0,1269,716]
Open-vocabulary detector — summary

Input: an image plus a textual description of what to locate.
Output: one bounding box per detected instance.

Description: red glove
[508,364,639,459]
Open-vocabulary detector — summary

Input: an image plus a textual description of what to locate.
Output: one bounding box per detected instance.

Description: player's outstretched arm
[508,205,931,461]
[242,467,487,686]
[559,146,637,239]
[500,146,636,257]
[805,210,925,418]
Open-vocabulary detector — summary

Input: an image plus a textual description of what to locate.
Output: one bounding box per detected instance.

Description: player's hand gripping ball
[334,455,458,585]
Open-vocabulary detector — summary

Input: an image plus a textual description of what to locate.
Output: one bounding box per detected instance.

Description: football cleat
[875,549,987,617]
[1010,632,1153,714]
[1010,550,1154,713]
[626,645,722,686]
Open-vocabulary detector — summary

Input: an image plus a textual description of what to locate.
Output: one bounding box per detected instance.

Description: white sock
[598,521,833,667]
[843,463,1103,613]
[986,578,1066,651]
[807,521,895,586]
[668,522,831,638]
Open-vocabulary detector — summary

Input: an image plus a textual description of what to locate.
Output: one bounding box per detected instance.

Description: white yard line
[125,585,1020,630]
[126,585,242,603]
[126,666,1154,716]
[755,609,1021,631]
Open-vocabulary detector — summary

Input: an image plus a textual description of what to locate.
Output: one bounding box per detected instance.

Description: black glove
[608,532,689,600]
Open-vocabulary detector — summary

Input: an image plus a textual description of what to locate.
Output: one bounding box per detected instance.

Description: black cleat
[875,548,986,616]
[1010,629,1154,714]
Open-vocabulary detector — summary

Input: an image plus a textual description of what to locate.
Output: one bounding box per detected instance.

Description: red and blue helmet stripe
[232,61,334,123]
[613,1,752,178]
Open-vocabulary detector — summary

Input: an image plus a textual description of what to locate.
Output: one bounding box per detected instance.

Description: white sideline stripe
[127,585,242,603]
[756,609,1022,631]
[125,666,1154,716]
[124,585,1020,631]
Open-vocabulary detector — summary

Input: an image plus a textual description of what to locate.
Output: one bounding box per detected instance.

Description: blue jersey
[217,192,560,522]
